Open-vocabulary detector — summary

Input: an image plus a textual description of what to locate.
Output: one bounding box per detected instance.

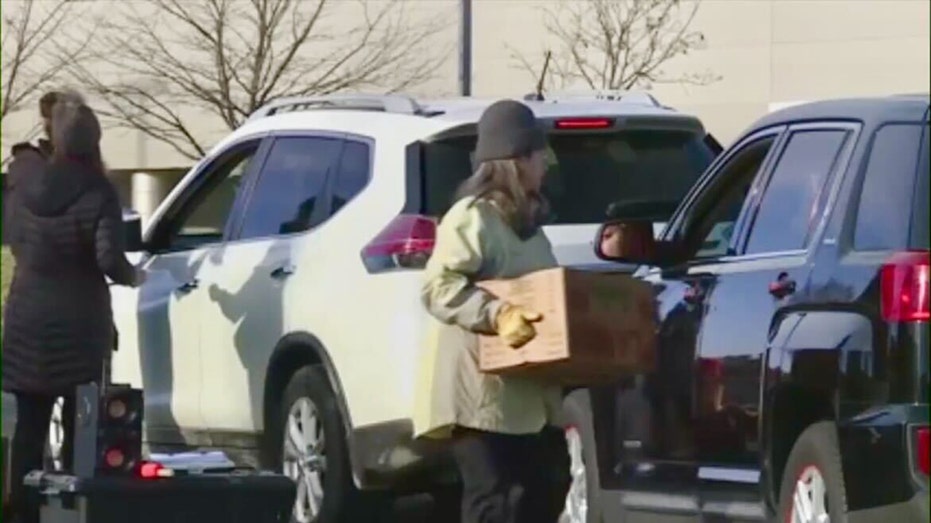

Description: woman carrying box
[414,100,571,523]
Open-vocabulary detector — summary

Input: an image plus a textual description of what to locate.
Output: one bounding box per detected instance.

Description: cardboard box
[478,268,657,385]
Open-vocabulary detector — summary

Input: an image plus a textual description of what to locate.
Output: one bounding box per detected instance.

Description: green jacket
[413,196,562,439]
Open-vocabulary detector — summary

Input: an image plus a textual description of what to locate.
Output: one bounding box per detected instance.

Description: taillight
[553,118,614,130]
[915,426,929,477]
[361,214,436,273]
[880,251,930,322]
[138,461,174,479]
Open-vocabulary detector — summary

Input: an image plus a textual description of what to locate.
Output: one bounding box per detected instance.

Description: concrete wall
[2,0,928,174]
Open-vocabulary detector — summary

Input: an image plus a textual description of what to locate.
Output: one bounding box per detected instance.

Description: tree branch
[64,0,451,159]
[1,0,92,125]
[509,0,718,95]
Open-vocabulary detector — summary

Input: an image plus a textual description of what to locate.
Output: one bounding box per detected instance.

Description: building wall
[2,0,928,174]
[474,0,930,145]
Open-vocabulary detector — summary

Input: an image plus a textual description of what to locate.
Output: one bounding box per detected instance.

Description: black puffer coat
[2,154,135,395]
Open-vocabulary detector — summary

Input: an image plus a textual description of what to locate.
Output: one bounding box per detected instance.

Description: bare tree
[1,0,93,127]
[512,0,717,94]
[66,0,450,160]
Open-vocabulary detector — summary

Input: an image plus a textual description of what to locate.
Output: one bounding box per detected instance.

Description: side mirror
[595,219,680,267]
[122,209,144,252]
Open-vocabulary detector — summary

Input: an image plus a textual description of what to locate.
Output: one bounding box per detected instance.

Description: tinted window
[912,127,929,249]
[239,136,342,240]
[168,144,258,250]
[853,124,923,250]
[689,136,777,259]
[331,140,370,215]
[422,129,715,223]
[744,130,849,255]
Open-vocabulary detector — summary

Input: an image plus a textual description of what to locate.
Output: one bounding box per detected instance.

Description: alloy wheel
[788,465,831,523]
[282,397,327,523]
[561,426,588,523]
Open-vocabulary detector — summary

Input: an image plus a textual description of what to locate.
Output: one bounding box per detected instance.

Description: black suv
[569,95,929,523]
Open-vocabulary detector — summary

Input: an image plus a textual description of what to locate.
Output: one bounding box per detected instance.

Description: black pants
[452,427,572,523]
[6,392,75,523]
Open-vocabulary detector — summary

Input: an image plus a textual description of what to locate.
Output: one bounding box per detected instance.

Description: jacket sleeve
[421,200,504,335]
[94,190,137,286]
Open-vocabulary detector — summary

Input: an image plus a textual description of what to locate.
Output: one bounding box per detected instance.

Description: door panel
[199,239,293,432]
[122,137,268,445]
[694,125,856,510]
[197,134,346,434]
[693,256,807,468]
[135,249,211,436]
[598,129,787,514]
[623,271,713,460]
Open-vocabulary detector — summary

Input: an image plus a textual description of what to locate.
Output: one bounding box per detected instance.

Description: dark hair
[39,91,60,119]
[50,90,105,174]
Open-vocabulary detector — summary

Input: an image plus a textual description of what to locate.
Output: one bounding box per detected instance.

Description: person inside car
[414,99,571,523]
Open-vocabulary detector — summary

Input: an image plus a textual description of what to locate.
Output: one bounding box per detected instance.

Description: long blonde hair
[455,158,549,238]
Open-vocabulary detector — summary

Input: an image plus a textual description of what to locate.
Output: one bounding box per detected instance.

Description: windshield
[421,129,715,223]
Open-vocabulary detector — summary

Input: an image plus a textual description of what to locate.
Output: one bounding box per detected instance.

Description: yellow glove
[494,303,543,348]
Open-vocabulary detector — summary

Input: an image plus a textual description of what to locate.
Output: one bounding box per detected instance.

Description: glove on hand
[494,303,543,348]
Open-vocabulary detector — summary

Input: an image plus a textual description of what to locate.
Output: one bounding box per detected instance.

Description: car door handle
[270,264,296,279]
[768,273,796,299]
[176,279,199,293]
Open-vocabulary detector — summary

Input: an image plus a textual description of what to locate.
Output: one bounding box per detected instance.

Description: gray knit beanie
[473,100,546,164]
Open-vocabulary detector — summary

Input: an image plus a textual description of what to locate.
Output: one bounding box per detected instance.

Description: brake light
[138,461,174,479]
[554,118,614,130]
[104,448,126,469]
[916,426,929,477]
[361,214,436,273]
[880,251,930,322]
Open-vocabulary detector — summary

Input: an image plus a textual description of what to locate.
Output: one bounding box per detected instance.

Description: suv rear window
[421,129,715,223]
[912,126,929,249]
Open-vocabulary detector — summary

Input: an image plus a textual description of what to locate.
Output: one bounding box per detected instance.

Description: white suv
[100,92,718,522]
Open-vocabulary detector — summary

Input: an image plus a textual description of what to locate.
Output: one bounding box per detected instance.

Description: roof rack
[245,94,425,123]
[537,90,663,107]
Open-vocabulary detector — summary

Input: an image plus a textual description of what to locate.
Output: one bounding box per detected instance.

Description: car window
[743,129,849,255]
[331,140,371,215]
[421,129,715,223]
[912,127,929,249]
[853,123,924,251]
[238,136,343,240]
[167,144,258,251]
[683,136,777,259]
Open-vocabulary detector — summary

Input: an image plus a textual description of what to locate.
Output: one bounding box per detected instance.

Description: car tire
[273,365,384,523]
[777,421,848,523]
[561,390,603,523]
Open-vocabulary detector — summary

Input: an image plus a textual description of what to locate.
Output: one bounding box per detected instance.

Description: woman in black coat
[2,91,143,523]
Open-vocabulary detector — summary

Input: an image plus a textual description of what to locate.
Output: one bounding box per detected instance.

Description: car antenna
[525,51,552,102]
